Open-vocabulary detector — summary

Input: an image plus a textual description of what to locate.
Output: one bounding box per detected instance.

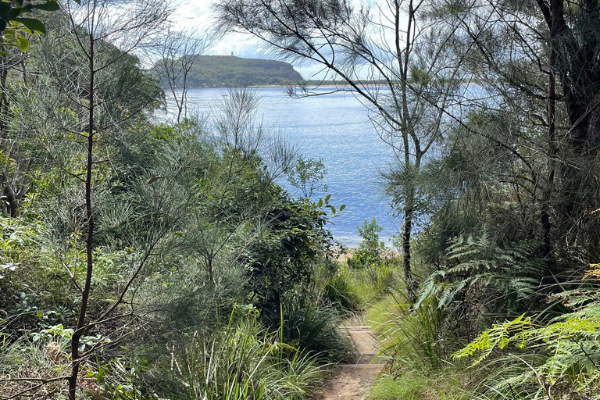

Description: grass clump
[168,311,326,400]
[368,288,445,370]
[279,292,355,363]
[323,266,366,311]
[322,261,401,313]
[368,375,427,400]
[365,296,401,333]
[369,373,467,400]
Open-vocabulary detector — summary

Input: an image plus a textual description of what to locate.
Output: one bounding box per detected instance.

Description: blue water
[168,87,399,246]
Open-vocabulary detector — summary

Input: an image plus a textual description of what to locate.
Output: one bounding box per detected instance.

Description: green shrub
[323,269,364,311]
[171,313,326,400]
[279,292,355,363]
[348,218,385,268]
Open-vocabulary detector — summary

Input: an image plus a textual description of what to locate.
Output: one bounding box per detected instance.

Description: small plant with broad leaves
[0,0,74,53]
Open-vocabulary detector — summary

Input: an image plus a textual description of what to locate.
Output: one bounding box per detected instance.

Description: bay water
[167,87,399,247]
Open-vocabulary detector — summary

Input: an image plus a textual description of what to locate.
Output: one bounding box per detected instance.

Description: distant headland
[156,54,305,88]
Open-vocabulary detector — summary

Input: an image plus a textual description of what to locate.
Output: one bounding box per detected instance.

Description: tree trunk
[0,52,9,137]
[207,256,214,283]
[402,192,416,302]
[541,25,557,268]
[68,32,96,400]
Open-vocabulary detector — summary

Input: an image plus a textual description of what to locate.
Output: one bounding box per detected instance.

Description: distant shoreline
[171,82,387,90]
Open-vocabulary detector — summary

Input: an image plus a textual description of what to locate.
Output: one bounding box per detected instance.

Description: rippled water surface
[171,87,399,246]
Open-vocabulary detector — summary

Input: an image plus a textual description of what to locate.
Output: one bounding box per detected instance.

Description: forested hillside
[0,3,344,399]
[2,0,600,399]
[156,55,304,87]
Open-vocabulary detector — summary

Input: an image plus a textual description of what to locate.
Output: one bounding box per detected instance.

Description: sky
[167,0,328,79]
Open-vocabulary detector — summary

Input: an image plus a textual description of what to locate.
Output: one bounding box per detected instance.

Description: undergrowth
[364,293,471,400]
[174,315,325,400]
[453,264,600,400]
[368,372,467,400]
[322,260,400,312]
[363,285,472,400]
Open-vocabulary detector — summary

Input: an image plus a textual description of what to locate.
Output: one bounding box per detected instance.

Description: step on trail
[319,325,384,400]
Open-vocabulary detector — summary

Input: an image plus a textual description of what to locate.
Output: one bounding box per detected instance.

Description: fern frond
[453,314,532,366]
[415,270,446,309]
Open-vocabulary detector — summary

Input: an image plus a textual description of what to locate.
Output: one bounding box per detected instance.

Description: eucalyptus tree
[215,0,466,299]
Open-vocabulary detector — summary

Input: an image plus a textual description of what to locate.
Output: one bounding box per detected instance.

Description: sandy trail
[319,323,384,400]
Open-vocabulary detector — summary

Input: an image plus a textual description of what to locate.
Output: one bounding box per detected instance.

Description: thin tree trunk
[0,51,9,137]
[207,256,214,283]
[398,0,418,302]
[68,32,95,400]
[402,191,416,302]
[541,29,556,266]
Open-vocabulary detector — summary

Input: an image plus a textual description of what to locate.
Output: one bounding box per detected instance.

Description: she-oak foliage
[0,3,341,399]
[4,0,600,398]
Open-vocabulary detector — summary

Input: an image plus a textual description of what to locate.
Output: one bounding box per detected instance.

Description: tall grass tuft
[323,268,364,311]
[364,263,397,294]
[174,312,325,400]
[374,287,445,370]
[323,261,400,313]
[280,292,355,363]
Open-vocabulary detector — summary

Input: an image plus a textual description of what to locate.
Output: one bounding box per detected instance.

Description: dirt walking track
[319,324,384,400]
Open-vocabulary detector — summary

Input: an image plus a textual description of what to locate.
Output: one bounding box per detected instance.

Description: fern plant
[416,231,544,313]
[454,265,600,400]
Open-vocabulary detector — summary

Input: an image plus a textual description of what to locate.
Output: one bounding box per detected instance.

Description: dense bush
[279,292,355,363]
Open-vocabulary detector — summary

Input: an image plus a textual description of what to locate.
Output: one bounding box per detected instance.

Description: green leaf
[33,1,61,12]
[339,204,346,212]
[325,194,331,203]
[16,4,33,14]
[16,34,29,52]
[14,17,45,33]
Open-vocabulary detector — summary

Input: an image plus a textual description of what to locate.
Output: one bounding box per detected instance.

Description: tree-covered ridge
[157,55,305,88]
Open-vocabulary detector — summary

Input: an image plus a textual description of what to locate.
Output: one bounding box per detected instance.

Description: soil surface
[319,320,384,400]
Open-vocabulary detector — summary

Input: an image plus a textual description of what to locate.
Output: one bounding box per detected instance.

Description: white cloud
[168,0,262,57]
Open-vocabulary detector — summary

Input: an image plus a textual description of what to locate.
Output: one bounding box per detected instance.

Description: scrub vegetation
[2,0,600,399]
